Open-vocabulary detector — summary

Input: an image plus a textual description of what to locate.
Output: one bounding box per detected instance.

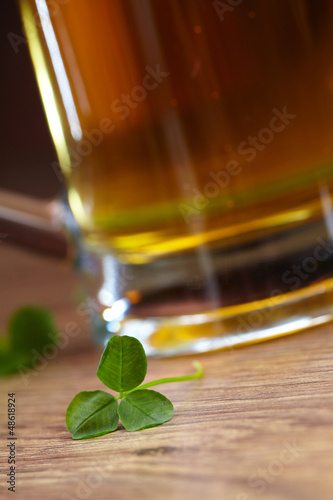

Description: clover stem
[121,361,203,398]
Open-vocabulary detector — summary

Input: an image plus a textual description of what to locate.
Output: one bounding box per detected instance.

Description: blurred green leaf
[0,336,8,362]
[0,353,32,377]
[0,306,59,377]
[9,306,58,355]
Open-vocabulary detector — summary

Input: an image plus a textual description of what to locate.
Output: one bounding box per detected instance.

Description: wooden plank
[0,245,333,500]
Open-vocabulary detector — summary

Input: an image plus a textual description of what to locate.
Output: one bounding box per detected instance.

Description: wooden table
[1,244,333,500]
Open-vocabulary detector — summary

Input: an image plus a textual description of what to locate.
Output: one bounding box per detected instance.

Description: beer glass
[18,0,333,355]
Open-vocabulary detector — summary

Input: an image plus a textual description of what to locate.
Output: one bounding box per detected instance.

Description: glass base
[83,214,333,356]
[91,281,333,356]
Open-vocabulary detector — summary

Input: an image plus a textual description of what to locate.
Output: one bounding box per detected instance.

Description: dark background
[1,1,59,199]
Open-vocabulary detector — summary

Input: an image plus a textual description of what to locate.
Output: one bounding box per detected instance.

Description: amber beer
[20,0,333,353]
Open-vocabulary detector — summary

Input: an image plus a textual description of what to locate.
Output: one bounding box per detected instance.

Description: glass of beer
[18,0,333,354]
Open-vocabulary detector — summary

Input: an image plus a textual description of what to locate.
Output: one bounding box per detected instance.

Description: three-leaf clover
[66,335,203,439]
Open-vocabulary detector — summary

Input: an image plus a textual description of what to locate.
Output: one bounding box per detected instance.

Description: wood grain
[1,245,333,500]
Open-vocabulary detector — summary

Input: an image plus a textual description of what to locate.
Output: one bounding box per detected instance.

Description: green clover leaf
[118,389,173,431]
[66,390,119,439]
[97,335,147,392]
